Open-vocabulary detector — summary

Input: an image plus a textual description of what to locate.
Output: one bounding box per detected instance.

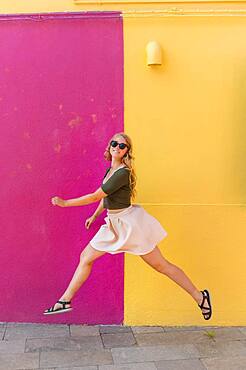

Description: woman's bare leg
[140,246,209,314]
[51,243,106,311]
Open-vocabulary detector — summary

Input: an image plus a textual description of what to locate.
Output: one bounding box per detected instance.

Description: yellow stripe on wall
[1,0,246,13]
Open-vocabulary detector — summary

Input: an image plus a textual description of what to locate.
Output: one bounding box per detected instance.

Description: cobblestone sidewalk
[1,322,246,369]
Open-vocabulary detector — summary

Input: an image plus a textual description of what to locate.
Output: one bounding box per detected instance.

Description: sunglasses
[110,140,129,150]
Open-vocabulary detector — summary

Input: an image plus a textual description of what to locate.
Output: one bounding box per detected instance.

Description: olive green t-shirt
[101,166,131,209]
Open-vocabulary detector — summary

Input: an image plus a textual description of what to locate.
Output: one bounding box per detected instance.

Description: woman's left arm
[51,187,108,207]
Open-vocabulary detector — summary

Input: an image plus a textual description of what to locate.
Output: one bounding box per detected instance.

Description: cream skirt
[89,204,168,255]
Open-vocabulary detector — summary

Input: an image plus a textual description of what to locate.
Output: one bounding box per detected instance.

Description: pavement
[0,322,246,370]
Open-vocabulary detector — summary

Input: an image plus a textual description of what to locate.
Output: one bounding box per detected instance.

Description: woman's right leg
[51,243,106,311]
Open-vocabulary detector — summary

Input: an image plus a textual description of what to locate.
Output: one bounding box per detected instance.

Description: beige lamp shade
[146,41,162,66]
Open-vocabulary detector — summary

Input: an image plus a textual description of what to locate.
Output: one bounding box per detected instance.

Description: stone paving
[0,322,246,369]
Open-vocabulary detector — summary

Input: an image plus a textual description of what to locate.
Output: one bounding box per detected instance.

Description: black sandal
[198,289,212,320]
[43,300,73,315]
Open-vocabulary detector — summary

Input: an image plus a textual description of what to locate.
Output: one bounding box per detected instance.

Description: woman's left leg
[140,246,209,314]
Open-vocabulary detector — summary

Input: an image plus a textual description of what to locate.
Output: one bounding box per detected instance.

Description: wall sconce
[146,41,162,66]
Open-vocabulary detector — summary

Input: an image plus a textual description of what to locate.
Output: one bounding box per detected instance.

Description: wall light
[146,41,162,66]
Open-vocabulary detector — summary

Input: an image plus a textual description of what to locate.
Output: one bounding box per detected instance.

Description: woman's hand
[85,215,96,229]
[51,196,66,207]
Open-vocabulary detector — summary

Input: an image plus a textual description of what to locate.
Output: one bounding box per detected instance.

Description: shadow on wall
[232,61,246,202]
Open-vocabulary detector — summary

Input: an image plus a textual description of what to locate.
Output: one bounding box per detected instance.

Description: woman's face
[109,136,129,160]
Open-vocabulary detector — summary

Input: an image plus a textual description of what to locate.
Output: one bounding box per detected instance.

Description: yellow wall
[123,12,246,326]
[2,0,246,325]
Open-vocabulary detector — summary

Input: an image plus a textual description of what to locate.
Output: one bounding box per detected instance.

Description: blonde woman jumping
[44,132,212,320]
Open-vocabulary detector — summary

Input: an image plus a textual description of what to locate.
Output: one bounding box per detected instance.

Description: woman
[43,132,212,320]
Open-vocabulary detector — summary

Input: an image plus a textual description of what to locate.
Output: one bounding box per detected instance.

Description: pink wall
[0,12,124,324]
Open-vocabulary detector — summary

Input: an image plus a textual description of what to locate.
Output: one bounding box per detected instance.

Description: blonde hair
[103,132,137,201]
